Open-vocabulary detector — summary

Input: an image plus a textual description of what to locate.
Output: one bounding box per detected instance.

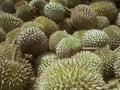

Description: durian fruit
[0,12,23,33]
[29,0,47,15]
[59,18,73,34]
[34,58,105,90]
[50,0,69,6]
[73,30,87,40]
[81,29,109,48]
[34,16,59,37]
[96,16,110,29]
[0,27,6,43]
[35,52,58,76]
[21,21,44,30]
[0,1,15,13]
[44,2,66,22]
[116,13,120,28]
[49,31,71,53]
[56,36,82,58]
[90,1,118,22]
[72,51,103,74]
[70,5,97,29]
[103,25,120,50]
[16,4,36,22]
[16,27,49,56]
[95,46,117,82]
[0,59,32,90]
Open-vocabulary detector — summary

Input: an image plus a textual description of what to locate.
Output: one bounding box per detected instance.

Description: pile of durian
[0,0,120,90]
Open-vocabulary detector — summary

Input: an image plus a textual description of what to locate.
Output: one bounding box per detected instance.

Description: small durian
[0,59,32,90]
[0,12,23,33]
[70,4,97,29]
[95,47,117,81]
[34,16,59,37]
[29,0,47,15]
[56,36,82,58]
[90,1,118,22]
[34,58,105,90]
[16,4,36,21]
[35,52,58,76]
[0,1,15,13]
[49,30,70,53]
[96,16,110,29]
[81,29,109,48]
[16,27,49,56]
[72,51,103,74]
[103,25,120,50]
[6,28,21,43]
[73,30,87,40]
[0,27,6,43]
[44,2,66,22]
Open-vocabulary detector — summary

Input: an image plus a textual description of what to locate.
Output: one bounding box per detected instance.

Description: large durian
[49,30,70,53]
[90,1,118,22]
[0,12,23,33]
[70,5,97,29]
[56,36,82,58]
[16,27,49,56]
[34,58,105,90]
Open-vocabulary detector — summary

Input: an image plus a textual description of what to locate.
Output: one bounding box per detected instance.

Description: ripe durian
[6,28,21,43]
[73,30,87,40]
[72,51,103,74]
[81,29,109,48]
[34,16,59,37]
[49,30,70,53]
[16,27,49,56]
[70,5,97,29]
[34,58,105,90]
[0,27,6,43]
[0,1,15,13]
[16,4,36,21]
[35,52,58,76]
[95,47,117,81]
[29,0,47,15]
[56,36,82,58]
[116,13,120,28]
[44,2,66,22]
[0,12,23,33]
[103,25,120,50]
[0,59,32,90]
[90,1,118,22]
[96,16,110,29]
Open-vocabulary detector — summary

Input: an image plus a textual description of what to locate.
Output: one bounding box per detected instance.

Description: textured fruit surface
[56,37,81,58]
[0,27,6,43]
[82,29,109,48]
[44,2,66,22]
[34,58,105,90]
[34,16,59,37]
[90,1,118,22]
[0,59,32,90]
[16,27,49,56]
[49,31,70,53]
[70,5,97,29]
[0,12,23,33]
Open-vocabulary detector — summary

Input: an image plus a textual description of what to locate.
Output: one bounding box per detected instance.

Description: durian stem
[64,7,72,12]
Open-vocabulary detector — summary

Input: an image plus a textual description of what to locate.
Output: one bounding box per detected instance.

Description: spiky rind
[103,25,120,50]
[16,27,49,56]
[56,37,82,58]
[44,2,66,22]
[0,59,32,90]
[49,31,70,53]
[34,58,105,90]
[0,12,23,33]
[70,5,97,29]
[34,16,59,37]
[81,29,109,48]
[90,1,118,22]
